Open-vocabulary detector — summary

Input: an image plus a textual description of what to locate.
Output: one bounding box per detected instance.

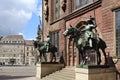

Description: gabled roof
[25,40,34,46]
[1,35,24,40]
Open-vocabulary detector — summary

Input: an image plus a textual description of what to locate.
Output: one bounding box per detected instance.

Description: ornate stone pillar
[67,39,70,66]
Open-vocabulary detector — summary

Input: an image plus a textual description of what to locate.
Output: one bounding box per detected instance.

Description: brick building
[0,35,35,65]
[42,0,120,67]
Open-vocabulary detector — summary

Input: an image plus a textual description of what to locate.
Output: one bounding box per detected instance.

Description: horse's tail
[50,45,58,52]
[55,46,58,52]
[98,38,107,49]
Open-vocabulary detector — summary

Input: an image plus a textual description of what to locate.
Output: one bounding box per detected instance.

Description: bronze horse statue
[33,40,57,63]
[63,26,107,65]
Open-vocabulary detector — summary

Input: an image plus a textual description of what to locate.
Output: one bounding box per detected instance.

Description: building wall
[65,1,103,65]
[101,1,120,79]
[43,0,68,64]
[25,45,35,66]
[43,0,120,67]
[101,0,120,55]
[0,44,24,65]
[0,39,24,65]
[0,35,35,66]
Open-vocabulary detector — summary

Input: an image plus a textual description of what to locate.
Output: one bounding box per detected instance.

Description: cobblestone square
[0,66,36,80]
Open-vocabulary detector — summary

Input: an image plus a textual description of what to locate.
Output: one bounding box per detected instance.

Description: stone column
[76,50,80,65]
[72,40,74,66]
[67,39,70,66]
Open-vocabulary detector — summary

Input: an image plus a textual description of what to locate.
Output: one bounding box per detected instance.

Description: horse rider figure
[45,34,50,52]
[81,17,97,47]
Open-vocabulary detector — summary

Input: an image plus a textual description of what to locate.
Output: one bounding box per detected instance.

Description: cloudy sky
[0,0,42,39]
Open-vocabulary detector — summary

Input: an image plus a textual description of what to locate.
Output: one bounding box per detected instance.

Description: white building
[0,35,35,65]
[24,40,35,65]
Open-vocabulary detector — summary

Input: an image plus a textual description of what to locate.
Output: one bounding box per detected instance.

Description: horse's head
[63,25,76,37]
[33,40,44,48]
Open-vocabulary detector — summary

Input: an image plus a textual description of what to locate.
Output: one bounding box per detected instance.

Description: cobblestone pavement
[0,65,36,80]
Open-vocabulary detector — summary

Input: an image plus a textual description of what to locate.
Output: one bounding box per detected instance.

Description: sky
[0,0,42,40]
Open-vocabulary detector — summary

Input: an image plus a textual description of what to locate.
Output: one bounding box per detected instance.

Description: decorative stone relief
[61,0,66,12]
[43,0,49,21]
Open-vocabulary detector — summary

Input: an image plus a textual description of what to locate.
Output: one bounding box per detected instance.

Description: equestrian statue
[33,30,57,63]
[63,17,107,65]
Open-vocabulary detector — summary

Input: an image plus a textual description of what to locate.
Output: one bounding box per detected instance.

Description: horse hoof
[104,62,108,65]
[80,62,83,65]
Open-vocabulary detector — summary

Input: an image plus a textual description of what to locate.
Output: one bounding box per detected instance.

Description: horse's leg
[79,49,84,65]
[101,49,107,65]
[39,51,42,62]
[97,50,101,65]
[43,53,47,62]
[35,55,38,64]
[81,48,89,65]
[50,52,53,62]
[53,52,56,62]
[38,55,41,62]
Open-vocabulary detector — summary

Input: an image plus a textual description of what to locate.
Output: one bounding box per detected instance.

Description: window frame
[50,31,60,57]
[73,0,97,10]
[115,9,120,57]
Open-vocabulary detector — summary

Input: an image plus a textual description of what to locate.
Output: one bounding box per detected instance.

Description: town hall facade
[42,0,120,67]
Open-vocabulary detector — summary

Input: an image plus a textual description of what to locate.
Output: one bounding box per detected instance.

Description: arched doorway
[66,38,78,66]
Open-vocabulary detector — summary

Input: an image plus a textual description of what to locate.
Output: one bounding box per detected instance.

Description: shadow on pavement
[0,75,35,80]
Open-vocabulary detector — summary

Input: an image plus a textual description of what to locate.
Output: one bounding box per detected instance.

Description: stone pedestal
[75,65,117,80]
[36,62,64,79]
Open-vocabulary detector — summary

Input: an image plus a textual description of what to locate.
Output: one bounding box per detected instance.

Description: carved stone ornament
[61,0,66,12]
[44,0,49,21]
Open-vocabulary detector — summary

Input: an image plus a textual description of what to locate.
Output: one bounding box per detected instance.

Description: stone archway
[67,38,77,66]
[66,20,87,66]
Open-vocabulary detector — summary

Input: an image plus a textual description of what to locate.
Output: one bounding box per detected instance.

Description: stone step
[51,72,75,78]
[40,67,75,80]
[60,68,75,72]
[51,73,75,78]
[45,73,75,80]
[54,70,75,74]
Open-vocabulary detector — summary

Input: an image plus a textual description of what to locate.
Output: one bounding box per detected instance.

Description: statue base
[75,65,117,80]
[36,62,64,79]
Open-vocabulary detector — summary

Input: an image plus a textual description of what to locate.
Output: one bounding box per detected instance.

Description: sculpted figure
[82,18,97,47]
[61,0,66,12]
[63,17,107,65]
[43,0,49,21]
[45,34,50,52]
[34,33,57,62]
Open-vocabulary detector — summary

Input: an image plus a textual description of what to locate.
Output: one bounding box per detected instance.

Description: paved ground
[0,65,36,80]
